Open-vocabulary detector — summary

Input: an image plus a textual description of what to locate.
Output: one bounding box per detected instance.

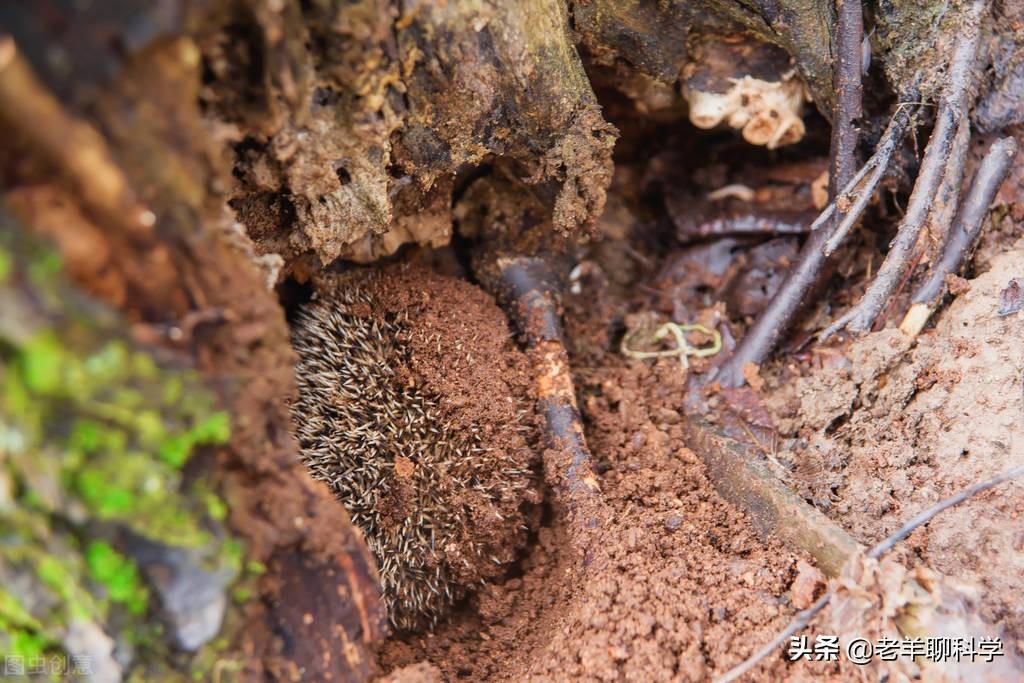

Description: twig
[491,255,609,541]
[830,0,864,225]
[714,462,1024,682]
[822,103,916,255]
[824,0,989,337]
[713,102,915,387]
[867,464,1024,558]
[872,118,969,331]
[927,113,973,259]
[715,594,832,683]
[686,416,862,577]
[871,246,924,332]
[900,137,1017,336]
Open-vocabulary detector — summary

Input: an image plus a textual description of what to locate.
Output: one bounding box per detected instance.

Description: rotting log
[200,0,617,269]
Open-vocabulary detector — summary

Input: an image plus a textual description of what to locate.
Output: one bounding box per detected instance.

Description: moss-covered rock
[0,222,247,681]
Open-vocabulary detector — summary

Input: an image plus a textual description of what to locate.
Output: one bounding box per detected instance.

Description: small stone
[63,619,123,683]
[664,514,684,531]
[124,535,234,652]
[997,277,1024,316]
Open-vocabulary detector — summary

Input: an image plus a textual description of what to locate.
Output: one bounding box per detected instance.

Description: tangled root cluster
[290,267,538,631]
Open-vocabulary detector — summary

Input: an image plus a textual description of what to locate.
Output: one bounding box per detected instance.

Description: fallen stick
[824,0,989,337]
[491,255,609,544]
[714,462,1024,683]
[900,136,1018,337]
[821,104,919,256]
[686,416,862,576]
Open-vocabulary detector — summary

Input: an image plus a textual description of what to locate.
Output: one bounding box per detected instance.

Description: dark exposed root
[824,0,990,337]
[489,255,611,548]
[901,136,1018,336]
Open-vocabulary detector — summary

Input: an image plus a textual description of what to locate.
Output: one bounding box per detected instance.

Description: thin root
[823,0,990,337]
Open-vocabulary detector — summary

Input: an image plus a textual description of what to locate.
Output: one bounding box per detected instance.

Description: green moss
[86,541,148,615]
[0,589,41,631]
[194,411,231,445]
[19,334,65,395]
[72,420,102,452]
[35,553,91,621]
[26,250,62,286]
[158,435,193,469]
[204,493,228,522]
[8,629,50,661]
[245,560,266,576]
[0,247,11,283]
[0,231,245,675]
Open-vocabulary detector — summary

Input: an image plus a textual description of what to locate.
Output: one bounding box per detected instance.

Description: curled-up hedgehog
[290,265,539,631]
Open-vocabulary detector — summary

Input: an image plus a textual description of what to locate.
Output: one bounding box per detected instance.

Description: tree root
[824,0,990,337]
[828,0,863,228]
[490,255,610,547]
[685,416,862,576]
[715,463,1024,683]
[900,136,1018,337]
[713,100,916,387]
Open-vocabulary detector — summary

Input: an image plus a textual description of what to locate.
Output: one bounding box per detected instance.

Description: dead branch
[867,466,1024,559]
[824,0,989,337]
[714,462,1024,683]
[491,255,610,544]
[821,104,919,256]
[901,136,1018,336]
[686,416,862,576]
[713,101,915,387]
[829,0,864,224]
[715,593,831,683]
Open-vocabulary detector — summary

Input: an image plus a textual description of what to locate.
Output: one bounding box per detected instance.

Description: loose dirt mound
[379,266,850,680]
[771,244,1024,641]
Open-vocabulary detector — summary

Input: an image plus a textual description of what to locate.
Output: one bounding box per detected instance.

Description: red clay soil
[377,262,848,681]
[376,129,1024,680]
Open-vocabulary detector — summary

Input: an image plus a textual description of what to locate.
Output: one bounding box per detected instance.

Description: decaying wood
[489,255,611,547]
[201,0,616,269]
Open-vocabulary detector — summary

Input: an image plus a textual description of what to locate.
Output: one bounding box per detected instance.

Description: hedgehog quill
[290,267,538,631]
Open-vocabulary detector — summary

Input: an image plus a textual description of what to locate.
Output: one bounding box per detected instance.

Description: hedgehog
[289,266,538,631]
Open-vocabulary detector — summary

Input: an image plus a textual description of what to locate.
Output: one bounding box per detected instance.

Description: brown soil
[371,126,1024,679]
[768,243,1024,642]
[374,253,839,680]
